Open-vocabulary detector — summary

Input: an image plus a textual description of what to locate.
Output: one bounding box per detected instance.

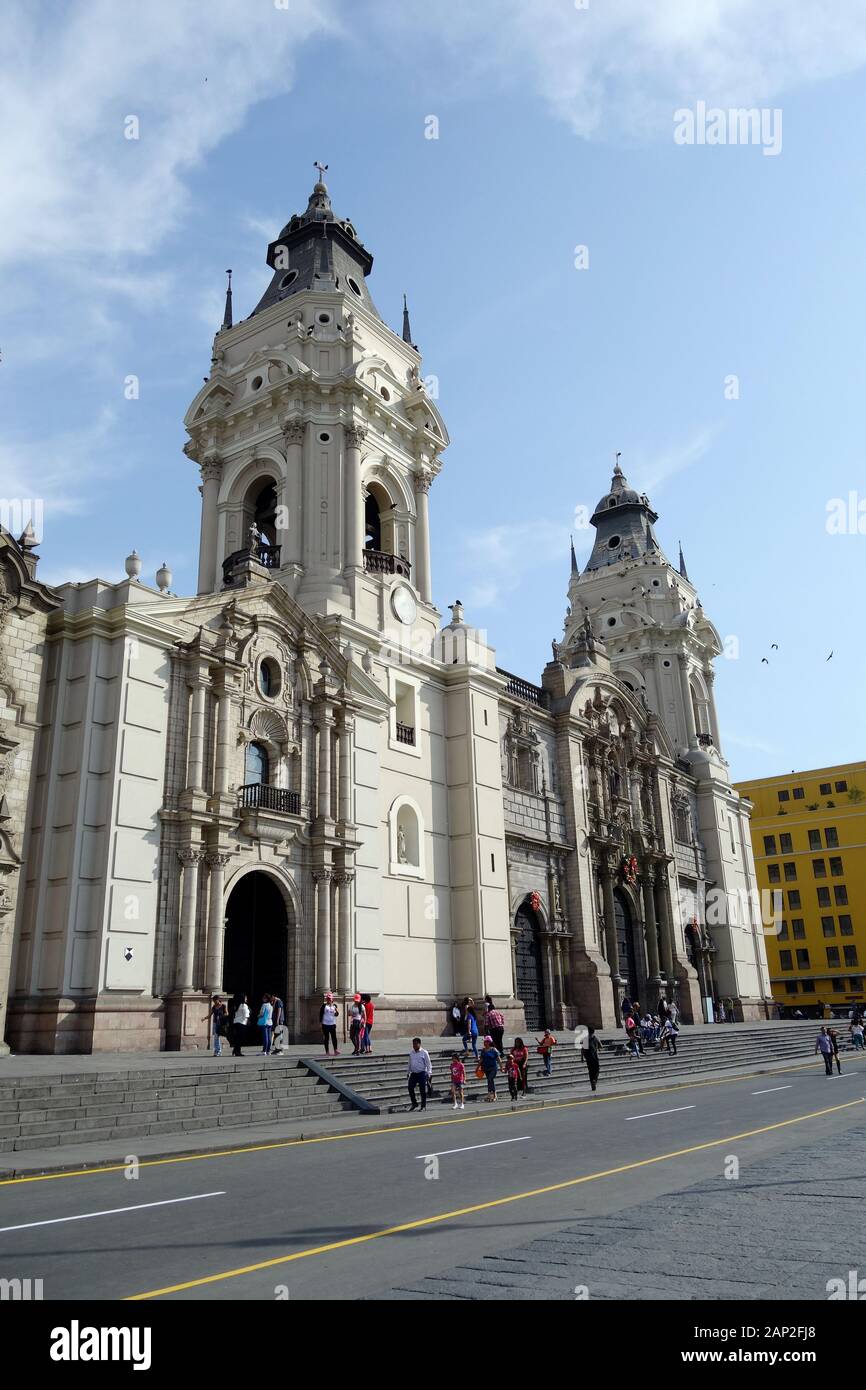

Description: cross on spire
[313,160,329,183]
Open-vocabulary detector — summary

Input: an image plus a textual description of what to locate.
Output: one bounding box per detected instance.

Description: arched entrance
[514,904,546,1029]
[614,889,640,1000]
[223,872,291,1039]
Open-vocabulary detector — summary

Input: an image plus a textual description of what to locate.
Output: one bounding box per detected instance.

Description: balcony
[395,722,416,746]
[238,784,300,815]
[497,668,551,709]
[696,732,714,748]
[222,544,282,587]
[363,549,412,580]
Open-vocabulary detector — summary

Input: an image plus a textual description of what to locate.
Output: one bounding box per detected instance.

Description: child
[505,1048,520,1101]
[480,1035,500,1101]
[450,1052,466,1109]
[536,1028,557,1076]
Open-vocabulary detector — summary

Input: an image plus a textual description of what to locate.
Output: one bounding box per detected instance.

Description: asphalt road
[1,1054,864,1301]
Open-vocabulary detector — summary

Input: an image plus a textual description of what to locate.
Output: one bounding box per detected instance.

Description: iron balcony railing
[363,549,412,579]
[496,667,550,708]
[395,722,416,746]
[222,545,282,584]
[238,784,300,815]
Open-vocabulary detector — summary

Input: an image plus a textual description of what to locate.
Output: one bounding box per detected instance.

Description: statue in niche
[397,825,408,864]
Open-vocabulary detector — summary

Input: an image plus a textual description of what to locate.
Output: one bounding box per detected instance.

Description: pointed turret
[567,535,581,609]
[222,269,233,330]
[678,541,689,581]
[402,293,413,345]
[583,457,669,572]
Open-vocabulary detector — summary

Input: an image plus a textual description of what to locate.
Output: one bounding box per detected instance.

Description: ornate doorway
[614,889,640,1000]
[223,873,290,1038]
[514,904,546,1029]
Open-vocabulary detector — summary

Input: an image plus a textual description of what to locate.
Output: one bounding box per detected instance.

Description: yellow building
[734,762,866,1017]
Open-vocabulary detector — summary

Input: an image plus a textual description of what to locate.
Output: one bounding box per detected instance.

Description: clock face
[391,584,417,625]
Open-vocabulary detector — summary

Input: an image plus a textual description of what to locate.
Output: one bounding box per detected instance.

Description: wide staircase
[0,1057,355,1156]
[320,1021,852,1113]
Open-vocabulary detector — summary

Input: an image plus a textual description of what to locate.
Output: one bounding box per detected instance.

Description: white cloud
[454,519,571,611]
[0,408,120,529]
[623,426,718,496]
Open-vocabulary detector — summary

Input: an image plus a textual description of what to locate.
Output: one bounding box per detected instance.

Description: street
[1,1054,864,1301]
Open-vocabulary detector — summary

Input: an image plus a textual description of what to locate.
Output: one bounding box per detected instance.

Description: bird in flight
[771,643,778,650]
[761,657,769,665]
[827,651,834,661]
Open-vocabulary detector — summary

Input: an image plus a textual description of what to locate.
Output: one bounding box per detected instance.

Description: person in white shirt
[319,992,340,1055]
[257,993,274,1055]
[231,995,250,1057]
[407,1037,433,1111]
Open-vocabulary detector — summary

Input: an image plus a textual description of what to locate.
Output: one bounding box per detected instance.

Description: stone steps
[320,1022,847,1111]
[0,1059,354,1152]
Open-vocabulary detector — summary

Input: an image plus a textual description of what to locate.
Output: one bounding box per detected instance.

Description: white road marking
[0,1191,225,1234]
[752,1085,792,1095]
[416,1136,531,1159]
[626,1105,695,1121]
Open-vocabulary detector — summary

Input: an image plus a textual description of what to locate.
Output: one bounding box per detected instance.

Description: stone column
[599,858,622,1025]
[705,668,722,750]
[176,847,203,991]
[678,654,698,749]
[640,652,658,713]
[344,424,366,573]
[641,867,662,985]
[654,862,676,984]
[313,868,333,992]
[212,688,233,797]
[413,469,432,603]
[543,934,556,1026]
[205,853,230,990]
[316,706,333,822]
[338,713,353,826]
[197,455,222,594]
[186,681,208,792]
[282,418,305,568]
[554,938,565,1022]
[335,869,354,993]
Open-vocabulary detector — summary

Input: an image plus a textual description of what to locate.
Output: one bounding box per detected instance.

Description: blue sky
[3,0,866,781]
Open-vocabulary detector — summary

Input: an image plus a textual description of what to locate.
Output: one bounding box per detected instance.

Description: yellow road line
[1,1056,859,1189]
[125,1096,865,1299]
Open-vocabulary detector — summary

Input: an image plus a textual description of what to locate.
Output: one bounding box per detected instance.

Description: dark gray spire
[570,534,579,574]
[402,293,413,345]
[222,269,233,330]
[584,459,669,572]
[678,541,689,581]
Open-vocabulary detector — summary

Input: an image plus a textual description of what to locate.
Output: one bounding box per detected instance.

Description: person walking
[320,992,340,1055]
[815,1026,835,1076]
[231,994,250,1057]
[511,1036,529,1096]
[827,1026,842,1074]
[536,1027,557,1076]
[450,1000,463,1036]
[660,1015,678,1056]
[361,993,375,1053]
[484,999,506,1056]
[581,1026,601,1092]
[257,994,274,1054]
[349,994,365,1054]
[271,992,285,1054]
[480,1036,501,1101]
[202,995,227,1057]
[624,1011,642,1057]
[851,1018,865,1051]
[462,1001,479,1060]
[450,1053,466,1109]
[407,1037,432,1111]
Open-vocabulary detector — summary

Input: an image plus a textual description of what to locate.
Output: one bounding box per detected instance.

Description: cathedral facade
[3,174,770,1052]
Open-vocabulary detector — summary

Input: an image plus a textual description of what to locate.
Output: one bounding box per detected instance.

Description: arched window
[242,478,278,552]
[364,491,381,551]
[389,796,425,878]
[245,741,269,786]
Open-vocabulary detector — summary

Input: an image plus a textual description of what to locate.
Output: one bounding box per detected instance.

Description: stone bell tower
[183,167,450,651]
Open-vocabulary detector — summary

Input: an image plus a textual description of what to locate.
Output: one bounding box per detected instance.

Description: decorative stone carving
[345,424,367,450]
[282,418,305,446]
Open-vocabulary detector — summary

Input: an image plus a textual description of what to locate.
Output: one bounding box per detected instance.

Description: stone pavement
[377,1122,866,1300]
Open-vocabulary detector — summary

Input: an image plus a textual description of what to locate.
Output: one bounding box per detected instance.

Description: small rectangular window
[812,859,826,878]
[784,980,798,995]
[800,978,815,992]
[779,950,793,971]
[792,919,806,940]
[821,916,836,937]
[829,856,843,876]
[483,709,488,726]
[819,783,831,795]
[783,862,797,881]
[796,949,810,969]
[778,790,790,802]
[787,890,801,909]
[763,835,777,855]
[768,864,781,883]
[844,946,859,968]
[817,887,831,907]
[779,833,793,853]
[835,884,849,906]
[850,976,864,991]
[825,827,839,848]
[808,829,822,850]
[776,920,789,940]
[839,915,854,936]
[490,853,495,872]
[793,787,804,800]
[835,780,848,793]
[832,978,845,993]
[826,946,841,967]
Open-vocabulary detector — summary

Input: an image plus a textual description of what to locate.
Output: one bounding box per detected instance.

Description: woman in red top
[361,993,375,1053]
[510,1037,529,1096]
